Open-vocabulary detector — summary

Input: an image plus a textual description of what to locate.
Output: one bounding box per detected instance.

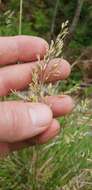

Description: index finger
[0,36,48,65]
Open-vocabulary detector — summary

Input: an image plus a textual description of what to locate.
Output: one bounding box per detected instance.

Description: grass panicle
[13,21,68,102]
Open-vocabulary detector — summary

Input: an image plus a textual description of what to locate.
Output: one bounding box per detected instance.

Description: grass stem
[19,0,23,35]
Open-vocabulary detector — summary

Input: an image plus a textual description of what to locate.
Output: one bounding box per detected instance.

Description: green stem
[32,146,39,190]
[18,2,39,189]
[19,0,23,35]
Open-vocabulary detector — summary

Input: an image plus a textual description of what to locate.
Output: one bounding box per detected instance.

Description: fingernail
[29,104,52,127]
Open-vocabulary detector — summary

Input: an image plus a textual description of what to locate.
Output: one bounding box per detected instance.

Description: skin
[0,36,74,156]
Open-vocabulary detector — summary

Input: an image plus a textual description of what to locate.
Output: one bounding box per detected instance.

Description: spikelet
[12,21,68,102]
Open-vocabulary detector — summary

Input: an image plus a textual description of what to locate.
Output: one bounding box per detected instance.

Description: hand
[0,36,74,156]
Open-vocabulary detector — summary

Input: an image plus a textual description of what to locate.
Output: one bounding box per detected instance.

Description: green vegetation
[0,0,92,190]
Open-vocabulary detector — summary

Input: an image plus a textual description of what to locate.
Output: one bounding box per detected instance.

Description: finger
[45,95,74,117]
[42,58,71,82]
[0,36,48,65]
[0,59,70,96]
[0,119,60,155]
[31,119,60,144]
[0,102,52,143]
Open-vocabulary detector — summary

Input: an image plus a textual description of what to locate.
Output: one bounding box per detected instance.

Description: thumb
[0,102,52,143]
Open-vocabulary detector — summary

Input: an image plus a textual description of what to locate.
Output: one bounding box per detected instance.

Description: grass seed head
[13,21,69,102]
